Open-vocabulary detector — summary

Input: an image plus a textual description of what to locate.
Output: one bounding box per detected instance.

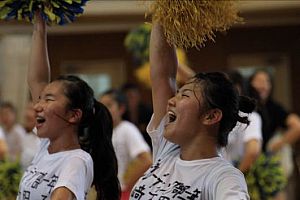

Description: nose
[167,96,176,107]
[33,101,43,113]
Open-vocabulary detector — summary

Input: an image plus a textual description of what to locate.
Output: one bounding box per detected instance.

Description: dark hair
[248,69,273,99]
[0,101,17,113]
[226,70,246,95]
[55,75,120,200]
[101,89,129,120]
[192,72,256,146]
[121,82,139,92]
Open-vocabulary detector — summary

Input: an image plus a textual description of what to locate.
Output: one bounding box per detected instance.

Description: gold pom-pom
[135,49,191,88]
[150,0,242,49]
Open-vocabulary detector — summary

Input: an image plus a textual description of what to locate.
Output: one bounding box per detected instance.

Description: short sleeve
[0,127,5,140]
[53,156,93,200]
[243,112,263,143]
[215,170,250,200]
[146,115,179,162]
[125,123,150,158]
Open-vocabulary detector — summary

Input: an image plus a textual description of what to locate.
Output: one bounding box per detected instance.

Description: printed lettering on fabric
[131,159,202,200]
[19,167,59,199]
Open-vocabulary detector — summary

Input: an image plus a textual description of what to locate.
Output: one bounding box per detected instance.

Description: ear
[68,109,82,124]
[202,108,222,125]
[118,104,127,116]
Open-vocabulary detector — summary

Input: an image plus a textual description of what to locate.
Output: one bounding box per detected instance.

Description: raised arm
[28,13,50,103]
[150,23,178,128]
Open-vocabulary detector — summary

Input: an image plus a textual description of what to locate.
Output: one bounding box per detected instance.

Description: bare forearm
[28,15,50,102]
[123,152,152,191]
[273,128,300,151]
[238,153,258,173]
[150,23,177,83]
[285,113,300,144]
[238,140,261,173]
[0,140,7,160]
[269,114,300,152]
[150,23,178,125]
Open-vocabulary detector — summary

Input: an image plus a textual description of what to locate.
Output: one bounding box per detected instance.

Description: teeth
[168,111,176,123]
[36,116,45,123]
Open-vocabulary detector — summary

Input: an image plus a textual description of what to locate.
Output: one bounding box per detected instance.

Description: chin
[36,130,47,138]
[163,128,176,143]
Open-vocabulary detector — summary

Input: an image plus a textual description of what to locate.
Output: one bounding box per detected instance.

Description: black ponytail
[88,100,120,200]
[236,95,256,125]
[55,75,120,200]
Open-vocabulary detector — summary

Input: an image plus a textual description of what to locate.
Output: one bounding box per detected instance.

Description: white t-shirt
[130,116,249,200]
[222,112,262,163]
[0,126,5,139]
[113,120,150,190]
[17,139,93,200]
[3,124,26,161]
[21,132,41,170]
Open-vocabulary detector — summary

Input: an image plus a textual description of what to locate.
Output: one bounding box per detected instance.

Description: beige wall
[0,34,31,123]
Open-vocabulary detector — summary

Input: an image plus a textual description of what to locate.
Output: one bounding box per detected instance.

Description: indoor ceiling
[0,0,300,34]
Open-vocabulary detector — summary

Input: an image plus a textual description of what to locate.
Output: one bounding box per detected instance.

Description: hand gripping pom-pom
[0,0,89,25]
[150,0,242,49]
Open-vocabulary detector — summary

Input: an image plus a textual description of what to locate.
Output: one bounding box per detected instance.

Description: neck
[48,130,80,154]
[3,124,14,132]
[180,131,218,161]
[113,117,122,128]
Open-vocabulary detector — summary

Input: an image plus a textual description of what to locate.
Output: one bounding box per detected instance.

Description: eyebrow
[178,88,193,93]
[44,93,55,98]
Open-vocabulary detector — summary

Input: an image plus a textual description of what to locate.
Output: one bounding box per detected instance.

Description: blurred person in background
[249,69,300,153]
[0,101,26,162]
[221,70,263,200]
[20,101,40,170]
[99,89,152,200]
[0,125,7,160]
[121,83,153,149]
[249,69,300,200]
[222,70,262,174]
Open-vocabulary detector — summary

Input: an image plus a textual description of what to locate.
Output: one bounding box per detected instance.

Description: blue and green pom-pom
[0,0,89,25]
[124,23,152,66]
[245,153,287,200]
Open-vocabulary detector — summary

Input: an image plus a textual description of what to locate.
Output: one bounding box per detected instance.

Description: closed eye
[44,94,55,102]
[45,98,55,102]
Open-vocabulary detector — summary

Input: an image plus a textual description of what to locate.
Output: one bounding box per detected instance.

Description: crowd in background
[0,67,300,200]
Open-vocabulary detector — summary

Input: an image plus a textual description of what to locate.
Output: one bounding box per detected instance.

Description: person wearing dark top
[249,70,300,153]
[249,69,300,200]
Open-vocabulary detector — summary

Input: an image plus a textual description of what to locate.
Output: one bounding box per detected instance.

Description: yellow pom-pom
[135,49,193,88]
[150,0,242,49]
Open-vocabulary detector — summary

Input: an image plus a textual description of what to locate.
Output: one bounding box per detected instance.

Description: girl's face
[165,80,207,145]
[100,94,122,126]
[34,81,72,139]
[0,107,16,129]
[24,103,36,132]
[251,71,272,101]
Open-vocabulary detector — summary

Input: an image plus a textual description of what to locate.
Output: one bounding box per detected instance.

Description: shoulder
[209,159,249,199]
[59,150,93,178]
[119,121,138,129]
[66,149,93,166]
[209,157,245,181]
[117,121,141,135]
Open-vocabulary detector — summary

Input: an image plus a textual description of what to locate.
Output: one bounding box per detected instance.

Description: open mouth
[36,116,46,124]
[168,111,177,123]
